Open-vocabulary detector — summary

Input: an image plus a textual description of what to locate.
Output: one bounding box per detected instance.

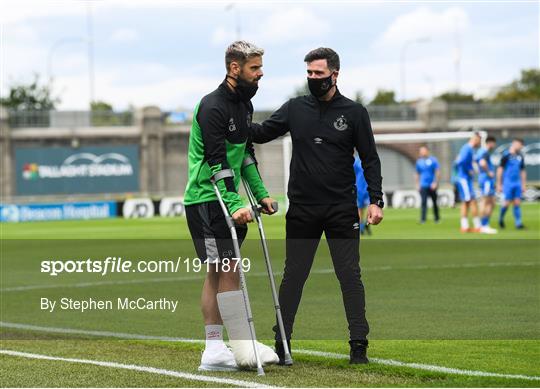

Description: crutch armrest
[210,169,235,184]
[241,155,257,169]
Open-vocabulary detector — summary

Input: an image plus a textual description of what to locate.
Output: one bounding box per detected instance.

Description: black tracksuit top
[251,90,383,205]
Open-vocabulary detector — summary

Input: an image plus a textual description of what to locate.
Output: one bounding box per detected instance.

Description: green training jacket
[183,79,269,215]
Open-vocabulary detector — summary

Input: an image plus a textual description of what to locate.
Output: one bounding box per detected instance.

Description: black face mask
[307,74,334,98]
[226,75,259,101]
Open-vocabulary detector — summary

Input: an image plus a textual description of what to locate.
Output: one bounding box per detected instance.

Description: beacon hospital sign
[15,145,140,195]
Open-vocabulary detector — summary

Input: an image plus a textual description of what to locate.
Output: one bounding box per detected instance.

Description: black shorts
[185,200,248,263]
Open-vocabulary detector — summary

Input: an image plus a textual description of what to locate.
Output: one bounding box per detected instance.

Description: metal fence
[366,105,417,121]
[448,101,540,119]
[8,110,134,128]
[5,101,540,129]
[254,104,417,122]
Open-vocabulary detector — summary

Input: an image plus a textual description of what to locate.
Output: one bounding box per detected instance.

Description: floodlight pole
[86,2,96,106]
[225,3,241,40]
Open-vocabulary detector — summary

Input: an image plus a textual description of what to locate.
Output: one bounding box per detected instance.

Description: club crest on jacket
[334,115,348,131]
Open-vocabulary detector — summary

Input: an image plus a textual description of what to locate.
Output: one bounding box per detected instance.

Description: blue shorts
[503,183,522,201]
[356,191,370,209]
[456,177,475,202]
[479,178,495,197]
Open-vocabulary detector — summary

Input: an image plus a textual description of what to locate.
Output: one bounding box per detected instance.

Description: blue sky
[1,0,538,110]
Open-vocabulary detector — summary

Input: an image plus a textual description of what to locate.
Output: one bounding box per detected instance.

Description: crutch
[210,171,265,376]
[241,176,294,366]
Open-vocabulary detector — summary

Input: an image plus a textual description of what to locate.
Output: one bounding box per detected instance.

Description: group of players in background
[355,132,527,235]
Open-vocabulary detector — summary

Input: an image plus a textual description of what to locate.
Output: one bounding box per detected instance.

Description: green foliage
[0,74,60,111]
[290,81,310,98]
[492,68,540,102]
[91,100,113,112]
[370,89,397,105]
[437,91,477,103]
[90,100,133,126]
[354,91,365,105]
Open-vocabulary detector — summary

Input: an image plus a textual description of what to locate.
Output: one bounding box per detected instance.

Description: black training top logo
[334,115,348,131]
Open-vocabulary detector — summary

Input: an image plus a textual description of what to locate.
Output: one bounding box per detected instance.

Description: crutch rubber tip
[257,367,265,376]
[284,355,293,365]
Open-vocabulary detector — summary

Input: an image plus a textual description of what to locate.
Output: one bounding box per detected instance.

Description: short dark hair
[513,137,524,144]
[486,136,496,143]
[304,47,340,71]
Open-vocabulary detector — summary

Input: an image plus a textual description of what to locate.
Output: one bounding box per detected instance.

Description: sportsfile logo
[22,152,134,180]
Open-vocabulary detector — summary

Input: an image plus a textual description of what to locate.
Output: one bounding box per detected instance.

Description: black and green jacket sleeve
[199,103,244,214]
[184,81,271,215]
[241,138,269,202]
[184,100,244,215]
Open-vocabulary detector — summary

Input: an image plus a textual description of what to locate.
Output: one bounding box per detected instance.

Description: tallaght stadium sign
[23,152,134,180]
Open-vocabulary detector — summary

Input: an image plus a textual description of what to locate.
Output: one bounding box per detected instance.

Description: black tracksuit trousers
[273,202,369,342]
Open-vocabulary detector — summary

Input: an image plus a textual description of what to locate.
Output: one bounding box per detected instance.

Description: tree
[370,89,397,105]
[354,91,365,105]
[492,68,540,102]
[290,81,310,98]
[90,100,133,126]
[437,91,476,103]
[0,74,60,110]
[91,100,113,112]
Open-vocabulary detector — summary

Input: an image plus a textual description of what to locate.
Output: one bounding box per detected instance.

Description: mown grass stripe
[2,321,538,381]
[0,349,275,388]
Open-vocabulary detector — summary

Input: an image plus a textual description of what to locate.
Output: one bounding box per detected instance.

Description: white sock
[205,324,224,350]
[473,217,481,229]
[460,217,469,229]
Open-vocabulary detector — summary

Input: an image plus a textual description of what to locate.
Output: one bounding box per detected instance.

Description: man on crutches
[183,41,279,372]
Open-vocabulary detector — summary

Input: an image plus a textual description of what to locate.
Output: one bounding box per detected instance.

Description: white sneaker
[480,226,498,234]
[198,342,238,371]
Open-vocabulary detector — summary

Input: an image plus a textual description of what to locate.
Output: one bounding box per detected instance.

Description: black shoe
[275,339,292,366]
[516,224,526,229]
[499,219,505,229]
[366,224,372,235]
[349,340,369,364]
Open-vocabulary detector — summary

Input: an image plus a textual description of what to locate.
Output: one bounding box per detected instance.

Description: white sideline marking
[0,322,203,343]
[0,350,273,388]
[2,261,537,292]
[295,349,540,382]
[1,274,206,292]
[1,321,538,381]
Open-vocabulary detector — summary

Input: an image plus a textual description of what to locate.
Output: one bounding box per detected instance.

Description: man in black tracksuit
[250,48,384,364]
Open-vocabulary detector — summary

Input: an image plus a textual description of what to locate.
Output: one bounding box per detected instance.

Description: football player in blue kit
[415,146,440,224]
[497,138,527,229]
[475,136,498,234]
[354,156,371,235]
[454,133,482,232]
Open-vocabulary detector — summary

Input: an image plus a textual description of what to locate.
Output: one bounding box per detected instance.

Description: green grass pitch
[1,203,539,387]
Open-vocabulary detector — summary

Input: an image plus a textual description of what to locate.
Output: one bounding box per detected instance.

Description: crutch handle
[256,201,279,215]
